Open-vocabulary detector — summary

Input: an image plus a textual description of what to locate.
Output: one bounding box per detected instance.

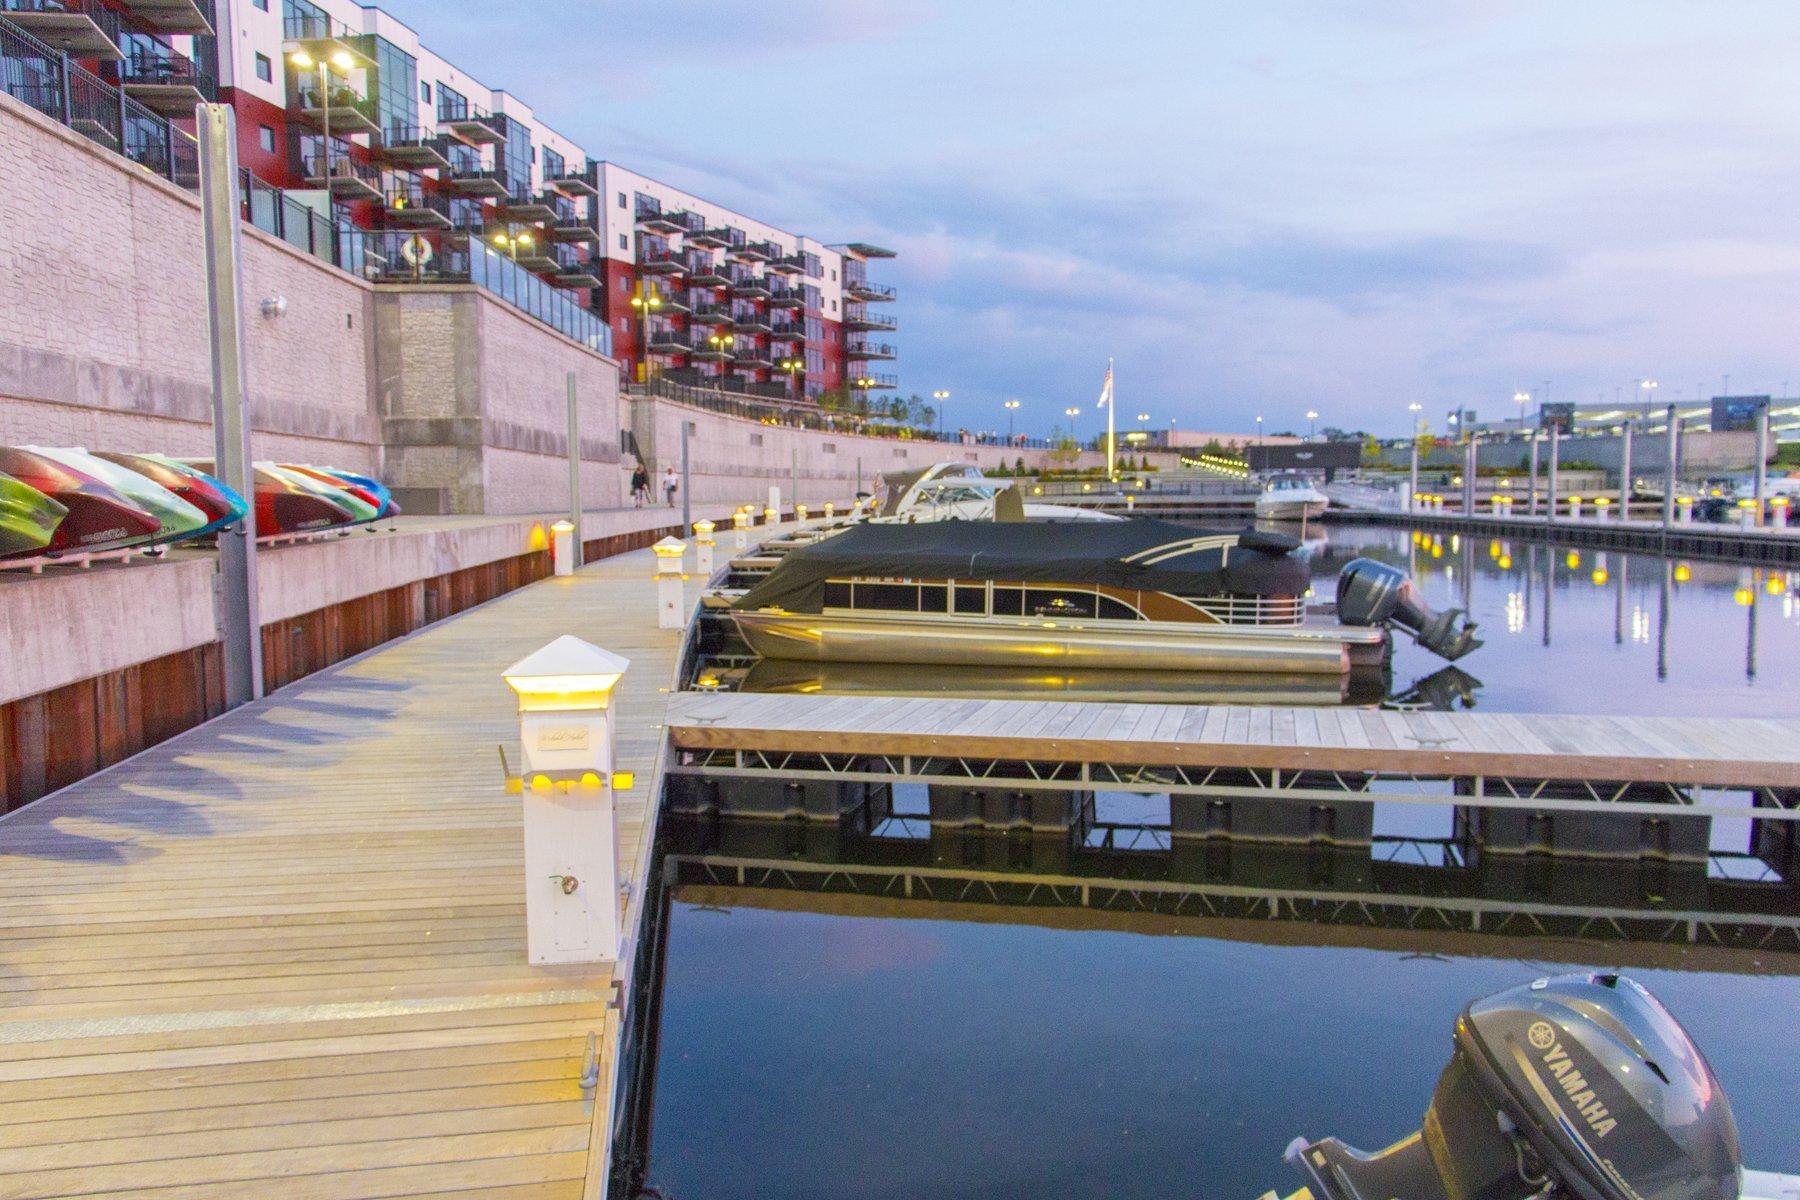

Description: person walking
[630,462,649,507]
[662,465,679,508]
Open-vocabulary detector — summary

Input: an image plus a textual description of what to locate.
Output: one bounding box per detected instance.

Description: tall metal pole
[197,103,262,705]
[564,372,582,568]
[790,447,798,516]
[1407,438,1419,514]
[1661,404,1677,529]
[1753,402,1769,526]
[1618,423,1632,522]
[1463,436,1477,515]
[1546,427,1560,526]
[679,419,691,530]
[1526,434,1540,516]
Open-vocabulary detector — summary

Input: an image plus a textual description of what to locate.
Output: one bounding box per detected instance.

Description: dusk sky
[382,1,1800,440]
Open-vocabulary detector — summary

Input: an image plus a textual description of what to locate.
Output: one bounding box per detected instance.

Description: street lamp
[1306,410,1319,440]
[1407,402,1422,434]
[1639,378,1658,417]
[778,357,803,401]
[1255,415,1264,444]
[708,332,735,383]
[629,284,663,386]
[491,229,534,260]
[290,47,357,197]
[932,389,950,437]
[1004,398,1020,442]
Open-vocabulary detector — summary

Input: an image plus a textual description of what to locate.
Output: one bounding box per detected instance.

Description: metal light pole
[1661,404,1677,529]
[630,283,662,388]
[1753,401,1770,526]
[1004,399,1020,443]
[1546,426,1561,526]
[1527,434,1540,517]
[1618,420,1633,523]
[1255,415,1264,445]
[197,103,262,705]
[1408,437,1419,514]
[933,389,950,439]
[1306,409,1319,440]
[565,372,583,568]
[679,419,691,530]
[1462,435,1477,515]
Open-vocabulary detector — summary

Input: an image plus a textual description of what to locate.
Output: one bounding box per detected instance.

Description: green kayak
[26,446,211,547]
[0,470,68,558]
[261,463,382,524]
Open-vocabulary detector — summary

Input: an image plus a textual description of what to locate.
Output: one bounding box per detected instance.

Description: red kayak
[180,460,356,534]
[0,447,161,554]
[92,452,248,534]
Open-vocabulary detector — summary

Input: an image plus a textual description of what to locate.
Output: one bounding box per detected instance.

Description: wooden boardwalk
[0,541,704,1199]
[667,692,1800,789]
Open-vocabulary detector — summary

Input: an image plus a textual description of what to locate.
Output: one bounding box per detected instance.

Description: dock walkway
[0,540,711,1199]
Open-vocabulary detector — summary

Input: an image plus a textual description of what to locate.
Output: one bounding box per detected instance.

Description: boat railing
[1180,593,1308,626]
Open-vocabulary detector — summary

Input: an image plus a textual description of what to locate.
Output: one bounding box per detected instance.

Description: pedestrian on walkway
[662,466,679,507]
[630,462,649,507]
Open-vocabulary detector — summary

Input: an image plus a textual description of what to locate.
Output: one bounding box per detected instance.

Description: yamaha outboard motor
[1267,973,1741,1200]
[1336,558,1482,661]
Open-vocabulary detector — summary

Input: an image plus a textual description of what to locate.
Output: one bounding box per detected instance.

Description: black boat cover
[733,519,1305,613]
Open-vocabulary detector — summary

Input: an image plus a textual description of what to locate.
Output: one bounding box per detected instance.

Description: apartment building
[1,0,898,403]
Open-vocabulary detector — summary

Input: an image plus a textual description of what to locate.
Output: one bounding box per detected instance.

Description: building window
[618,233,628,250]
[830,300,837,313]
[617,317,628,332]
[420,81,431,103]
[822,442,836,454]
[749,433,763,446]
[254,52,272,83]
[617,192,627,208]
[258,124,275,153]
[252,0,267,9]
[830,268,837,281]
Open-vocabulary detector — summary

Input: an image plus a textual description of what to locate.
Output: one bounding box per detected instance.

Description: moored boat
[179,459,359,535]
[90,452,248,539]
[0,447,163,555]
[723,520,1477,677]
[1254,471,1329,521]
[26,446,212,549]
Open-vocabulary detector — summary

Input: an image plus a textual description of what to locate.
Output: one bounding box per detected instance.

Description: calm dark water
[640,522,1799,1199]
[642,902,1799,1200]
[1313,522,1799,714]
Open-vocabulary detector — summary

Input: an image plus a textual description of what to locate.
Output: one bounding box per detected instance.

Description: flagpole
[1105,357,1116,480]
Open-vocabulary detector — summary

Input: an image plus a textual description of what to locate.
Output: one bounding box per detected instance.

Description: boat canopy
[733,519,1305,613]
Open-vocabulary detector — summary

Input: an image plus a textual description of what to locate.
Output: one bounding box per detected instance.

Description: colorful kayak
[179,459,358,535]
[0,448,162,555]
[26,447,211,548]
[0,470,68,558]
[311,467,400,519]
[277,464,385,524]
[92,452,249,539]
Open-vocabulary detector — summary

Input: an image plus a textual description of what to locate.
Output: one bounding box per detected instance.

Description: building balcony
[554,262,603,289]
[302,149,381,201]
[635,201,685,234]
[292,82,380,139]
[499,192,560,223]
[690,303,733,326]
[115,36,215,114]
[514,243,558,272]
[729,273,771,299]
[731,311,772,334]
[687,258,729,286]
[845,306,897,332]
[384,184,451,229]
[766,285,804,308]
[445,164,512,199]
[846,279,896,302]
[649,290,690,316]
[691,332,740,361]
[732,344,775,369]
[382,126,452,171]
[439,106,504,147]
[2,0,124,59]
[686,226,730,249]
[116,0,212,35]
[638,248,687,276]
[666,210,706,237]
[767,254,806,276]
[550,213,599,244]
[847,340,897,361]
[849,372,899,390]
[546,164,597,198]
[730,240,778,263]
[766,320,805,342]
[646,327,694,354]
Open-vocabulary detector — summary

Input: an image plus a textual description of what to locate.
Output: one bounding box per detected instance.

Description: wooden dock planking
[0,541,709,1200]
[665,692,1800,788]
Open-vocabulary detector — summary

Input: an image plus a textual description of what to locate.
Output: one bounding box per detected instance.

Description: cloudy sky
[382,1,1800,439]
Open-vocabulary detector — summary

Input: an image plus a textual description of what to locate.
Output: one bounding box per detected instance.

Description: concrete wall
[0,92,379,468]
[373,288,624,515]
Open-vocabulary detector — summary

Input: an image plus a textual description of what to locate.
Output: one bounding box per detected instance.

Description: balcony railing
[300,144,381,200]
[847,340,897,360]
[768,254,806,275]
[114,34,215,113]
[1,0,123,59]
[849,371,900,389]
[690,302,733,325]
[383,182,451,228]
[436,100,504,146]
[382,125,451,170]
[847,279,897,301]
[115,0,213,36]
[291,79,379,137]
[637,248,687,274]
[845,305,898,331]
[766,320,805,341]
[766,285,804,307]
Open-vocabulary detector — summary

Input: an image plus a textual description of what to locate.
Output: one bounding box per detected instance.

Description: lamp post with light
[778,357,803,402]
[492,228,535,262]
[707,331,736,383]
[1306,410,1319,440]
[1004,398,1020,443]
[932,389,950,439]
[290,46,357,200]
[1065,407,1081,450]
[629,283,663,386]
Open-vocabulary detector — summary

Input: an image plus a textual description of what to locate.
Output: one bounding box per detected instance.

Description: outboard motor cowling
[1336,558,1482,662]
[1271,973,1742,1200]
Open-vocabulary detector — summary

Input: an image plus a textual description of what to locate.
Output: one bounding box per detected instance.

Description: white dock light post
[551,519,576,577]
[692,519,716,580]
[653,535,687,630]
[503,636,631,966]
[796,502,809,523]
[824,501,835,519]
[767,485,781,521]
[733,507,750,549]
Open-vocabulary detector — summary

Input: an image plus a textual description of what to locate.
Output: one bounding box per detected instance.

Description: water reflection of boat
[1253,472,1328,520]
[734,658,1388,707]
[1382,665,1482,711]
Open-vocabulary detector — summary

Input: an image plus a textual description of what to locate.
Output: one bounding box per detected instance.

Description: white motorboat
[871,462,1122,524]
[1254,471,1329,521]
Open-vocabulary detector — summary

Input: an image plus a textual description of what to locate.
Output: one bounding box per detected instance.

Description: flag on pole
[1097,363,1114,409]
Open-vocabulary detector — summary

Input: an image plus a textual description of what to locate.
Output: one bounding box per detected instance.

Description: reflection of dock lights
[1591,567,1608,586]
[1673,563,1692,583]
[1767,575,1786,596]
[1565,550,1580,569]
[1498,554,1512,569]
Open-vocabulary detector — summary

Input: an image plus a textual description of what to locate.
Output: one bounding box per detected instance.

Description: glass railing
[116,34,217,99]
